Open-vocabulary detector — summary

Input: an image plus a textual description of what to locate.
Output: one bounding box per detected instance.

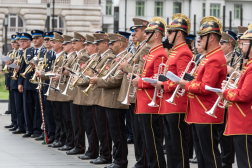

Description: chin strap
[245,40,252,59]
[204,34,210,51]
[146,31,155,43]
[172,31,178,44]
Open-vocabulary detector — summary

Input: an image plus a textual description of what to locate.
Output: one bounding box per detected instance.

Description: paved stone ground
[0,103,237,168]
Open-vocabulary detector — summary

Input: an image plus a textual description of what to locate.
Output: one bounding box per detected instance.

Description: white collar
[34,45,43,52]
[116,50,126,58]
[89,52,98,58]
[67,51,76,58]
[76,48,85,56]
[56,51,64,59]
[225,51,234,59]
[100,49,110,59]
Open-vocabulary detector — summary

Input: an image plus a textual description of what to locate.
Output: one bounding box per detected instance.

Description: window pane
[106,0,112,15]
[136,2,144,16]
[59,17,64,28]
[18,16,23,27]
[173,2,181,14]
[52,18,57,28]
[10,17,16,27]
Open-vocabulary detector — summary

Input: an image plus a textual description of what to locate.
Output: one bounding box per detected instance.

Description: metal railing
[0,0,27,3]
[41,0,70,5]
[83,0,99,6]
[4,27,26,33]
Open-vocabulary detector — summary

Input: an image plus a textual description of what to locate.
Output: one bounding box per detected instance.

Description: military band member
[88,33,114,165]
[217,24,252,168]
[4,35,17,130]
[89,33,129,168]
[152,13,192,168]
[218,30,240,167]
[61,32,89,155]
[76,34,99,160]
[118,18,150,168]
[18,31,43,138]
[9,34,26,134]
[177,16,227,168]
[34,31,56,144]
[131,17,168,168]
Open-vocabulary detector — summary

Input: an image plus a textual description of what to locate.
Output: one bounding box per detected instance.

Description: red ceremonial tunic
[159,42,193,114]
[135,44,168,114]
[185,46,227,124]
[223,58,252,135]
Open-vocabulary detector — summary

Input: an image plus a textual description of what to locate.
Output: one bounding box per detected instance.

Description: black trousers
[42,91,56,139]
[23,89,42,134]
[93,105,112,160]
[193,124,222,168]
[10,89,17,127]
[81,105,99,158]
[61,102,73,147]
[219,109,235,164]
[129,104,148,168]
[187,124,194,159]
[70,101,85,151]
[233,135,252,168]
[164,113,190,168]
[125,109,133,140]
[139,114,166,168]
[13,89,25,131]
[51,101,66,143]
[105,108,128,167]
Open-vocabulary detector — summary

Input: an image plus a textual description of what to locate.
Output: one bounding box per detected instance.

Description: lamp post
[114,0,119,32]
[47,3,50,32]
[4,14,8,56]
[52,0,55,31]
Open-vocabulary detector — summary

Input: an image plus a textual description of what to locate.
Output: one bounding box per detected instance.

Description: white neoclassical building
[0,0,102,54]
[101,0,252,34]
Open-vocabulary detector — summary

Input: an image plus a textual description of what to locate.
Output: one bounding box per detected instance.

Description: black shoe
[105,163,127,168]
[48,140,58,147]
[47,138,55,144]
[35,135,44,141]
[58,145,73,151]
[78,154,94,160]
[4,110,11,114]
[4,123,14,128]
[51,141,64,148]
[92,157,112,164]
[222,163,232,168]
[66,147,84,155]
[9,127,17,131]
[127,138,133,144]
[189,157,198,163]
[12,129,26,134]
[22,133,32,138]
[31,133,41,138]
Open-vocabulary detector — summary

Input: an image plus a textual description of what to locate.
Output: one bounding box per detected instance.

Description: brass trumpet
[61,59,80,96]
[44,60,56,96]
[82,59,112,96]
[121,59,140,105]
[205,64,241,118]
[148,59,167,107]
[11,52,22,80]
[69,53,98,89]
[101,41,143,81]
[56,58,68,90]
[166,57,197,105]
[2,52,15,73]
[29,57,42,84]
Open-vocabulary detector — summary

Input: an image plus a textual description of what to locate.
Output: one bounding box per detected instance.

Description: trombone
[148,58,167,107]
[101,41,144,81]
[82,59,112,96]
[205,64,241,118]
[61,59,80,96]
[121,59,140,105]
[166,57,197,105]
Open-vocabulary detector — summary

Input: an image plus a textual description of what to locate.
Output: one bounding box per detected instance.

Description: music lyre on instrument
[121,59,140,105]
[205,63,241,118]
[148,57,167,107]
[166,56,197,105]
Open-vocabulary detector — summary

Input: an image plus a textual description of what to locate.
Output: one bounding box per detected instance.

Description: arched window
[8,14,25,32]
[45,15,65,33]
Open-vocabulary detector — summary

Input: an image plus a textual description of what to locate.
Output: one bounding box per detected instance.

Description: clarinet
[229,49,236,67]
